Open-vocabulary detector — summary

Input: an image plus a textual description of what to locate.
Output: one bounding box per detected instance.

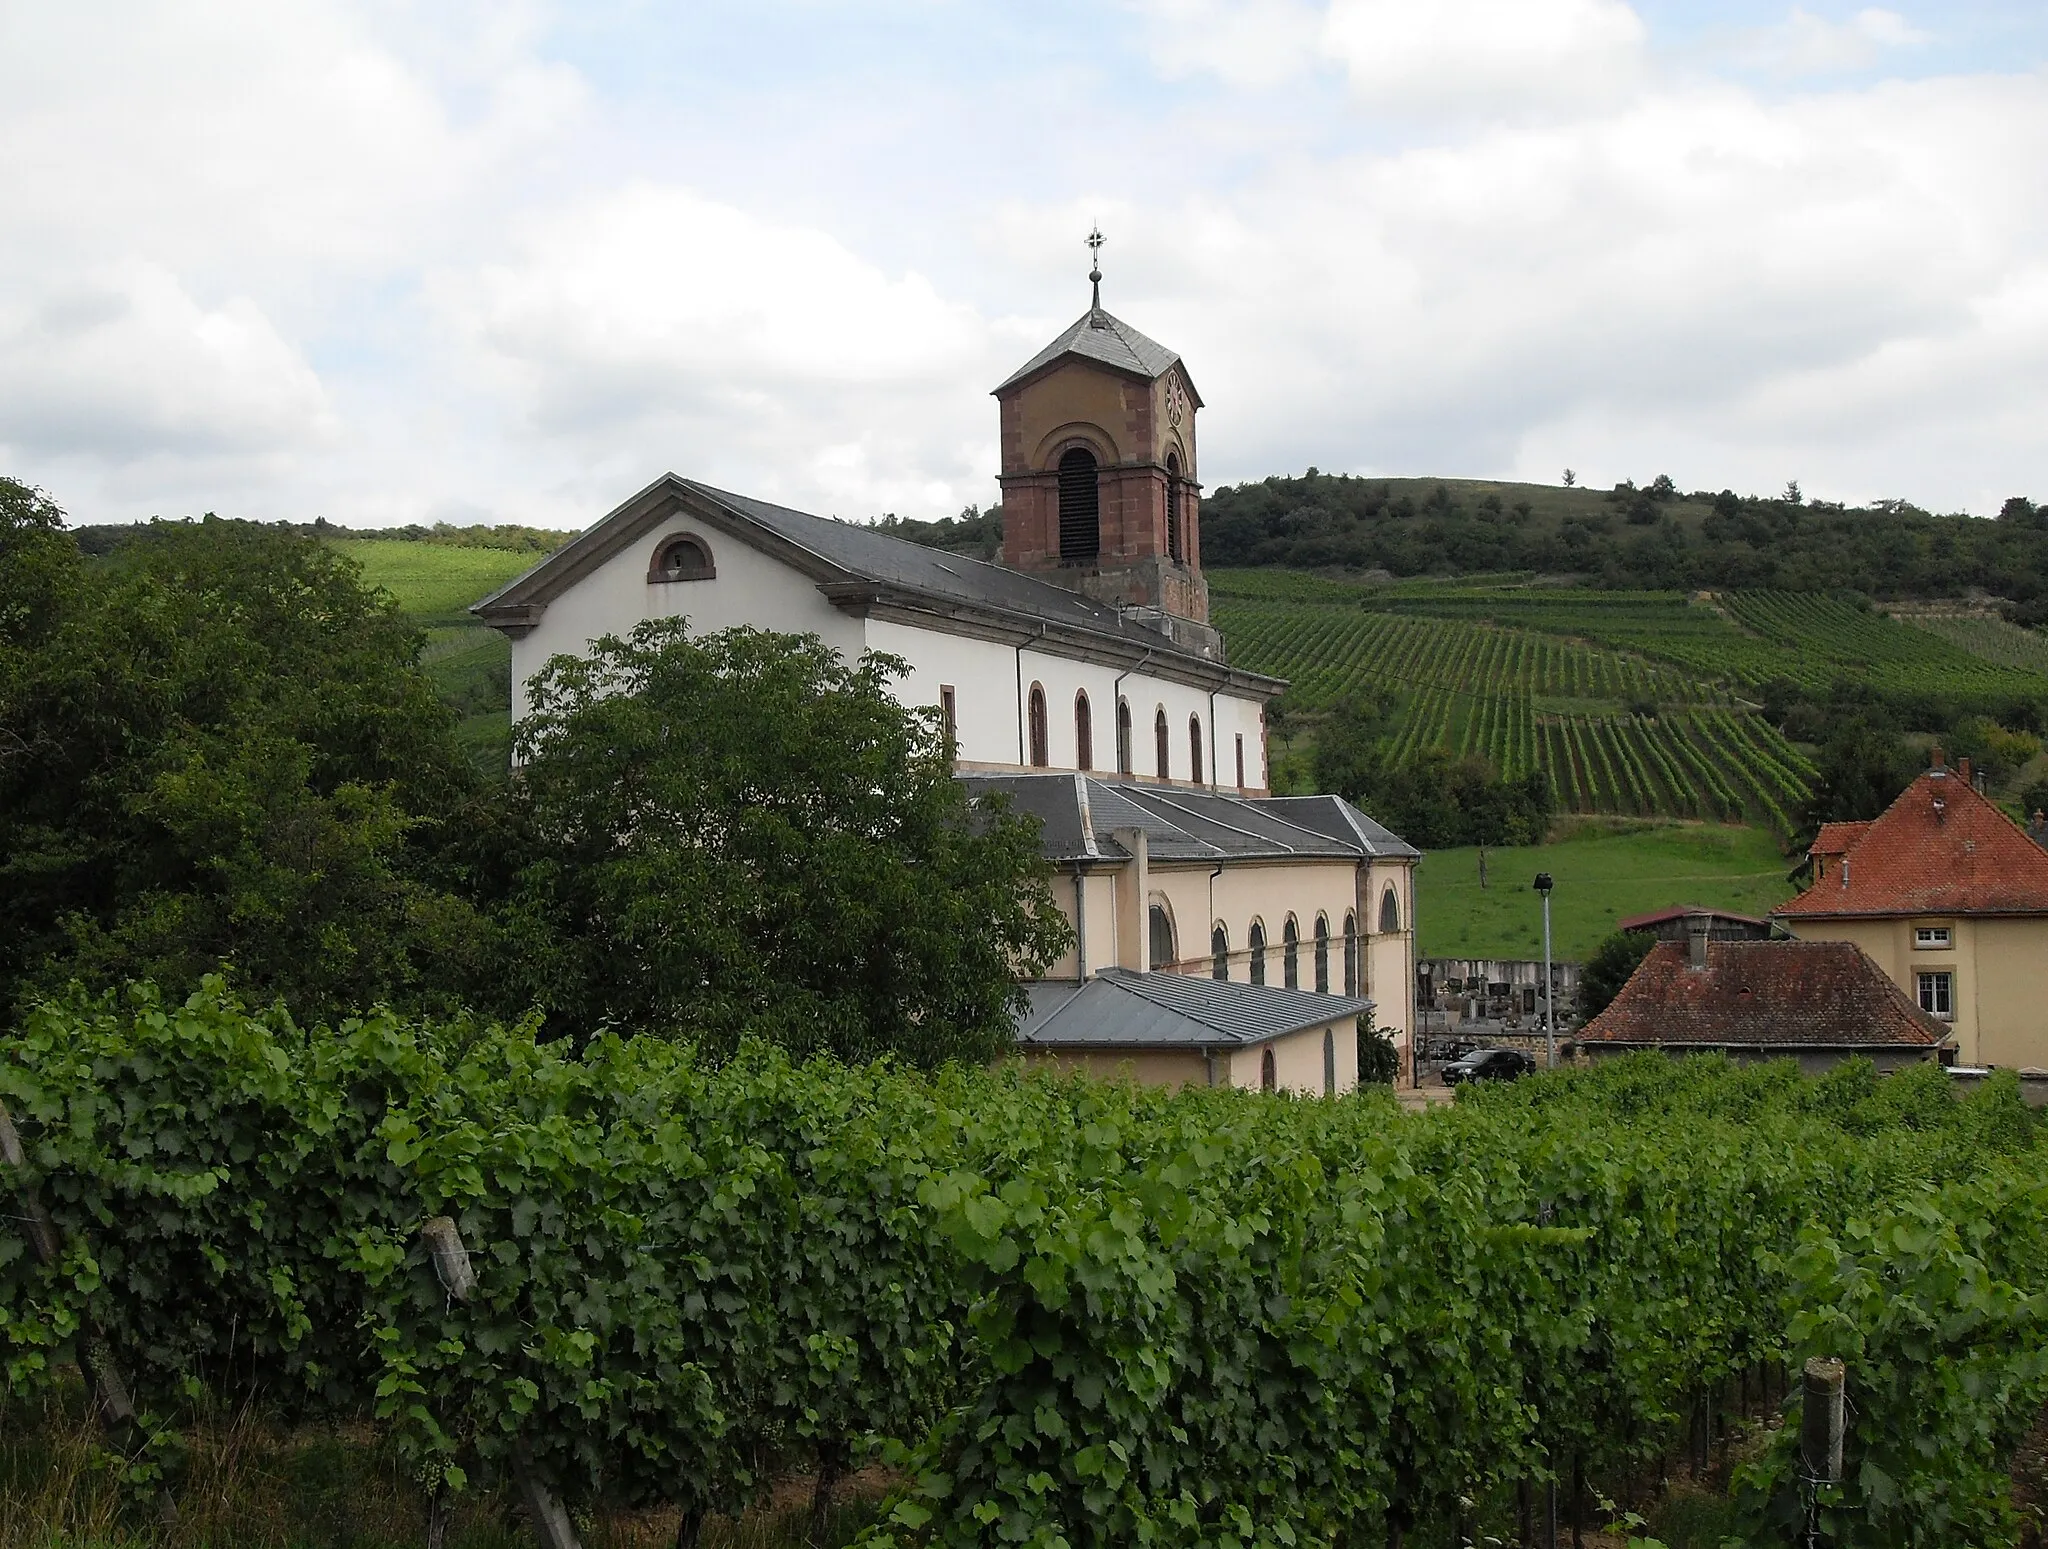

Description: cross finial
[1086,225,1104,311]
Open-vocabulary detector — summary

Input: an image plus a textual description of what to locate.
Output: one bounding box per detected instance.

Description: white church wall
[865,619,1032,768]
[508,522,862,723]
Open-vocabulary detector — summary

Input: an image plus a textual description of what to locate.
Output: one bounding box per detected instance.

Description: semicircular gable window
[650,533,715,583]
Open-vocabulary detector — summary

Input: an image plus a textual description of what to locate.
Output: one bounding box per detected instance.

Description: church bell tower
[993,230,1220,658]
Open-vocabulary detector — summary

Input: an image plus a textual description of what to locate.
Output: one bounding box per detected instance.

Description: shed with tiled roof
[1577,936,1946,1075]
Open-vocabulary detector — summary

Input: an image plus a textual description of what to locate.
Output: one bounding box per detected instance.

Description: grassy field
[332,540,546,771]
[1417,820,1796,961]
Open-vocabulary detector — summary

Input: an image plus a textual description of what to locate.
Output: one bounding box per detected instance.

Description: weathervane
[1087,225,1104,311]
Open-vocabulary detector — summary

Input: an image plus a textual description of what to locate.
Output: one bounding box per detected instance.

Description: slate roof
[1775,767,2048,919]
[961,774,1419,865]
[473,474,1281,695]
[994,308,1198,399]
[1577,940,1947,1050]
[1016,967,1371,1049]
[1616,905,1774,935]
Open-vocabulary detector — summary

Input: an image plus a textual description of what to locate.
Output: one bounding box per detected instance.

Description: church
[475,247,1420,1092]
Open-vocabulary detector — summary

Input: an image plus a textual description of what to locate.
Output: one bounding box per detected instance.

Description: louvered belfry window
[1165,452,1184,563]
[1057,447,1100,562]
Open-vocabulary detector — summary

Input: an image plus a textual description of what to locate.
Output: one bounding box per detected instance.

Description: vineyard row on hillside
[1212,597,1820,833]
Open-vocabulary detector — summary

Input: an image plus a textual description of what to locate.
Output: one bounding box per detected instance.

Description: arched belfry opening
[990,230,1219,657]
[1057,447,1100,562]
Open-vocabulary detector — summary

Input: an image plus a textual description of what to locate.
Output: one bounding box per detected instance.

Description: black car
[1442,1048,1535,1086]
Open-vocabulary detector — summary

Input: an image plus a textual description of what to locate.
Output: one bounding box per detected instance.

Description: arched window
[1154,707,1170,780]
[1261,1047,1277,1093]
[1283,915,1300,989]
[1323,1028,1336,1096]
[1379,885,1401,934]
[1074,691,1094,771]
[1189,715,1204,785]
[1027,683,1049,767]
[1211,923,1229,980]
[1343,912,1359,996]
[1248,920,1267,986]
[1148,903,1176,971]
[1116,698,1133,775]
[1165,451,1184,563]
[1057,447,1100,562]
[649,533,714,582]
[1314,915,1330,994]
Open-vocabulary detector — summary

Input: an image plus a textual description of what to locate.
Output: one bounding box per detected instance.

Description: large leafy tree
[0,485,483,1020]
[487,619,1071,1064]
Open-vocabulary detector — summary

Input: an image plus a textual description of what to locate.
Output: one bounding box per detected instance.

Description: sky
[2,1,2044,529]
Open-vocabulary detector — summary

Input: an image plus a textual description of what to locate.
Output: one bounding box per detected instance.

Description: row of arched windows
[1027,682,1207,782]
[1206,886,1403,992]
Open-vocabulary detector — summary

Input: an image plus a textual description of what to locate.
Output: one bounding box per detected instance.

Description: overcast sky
[3,1,2044,529]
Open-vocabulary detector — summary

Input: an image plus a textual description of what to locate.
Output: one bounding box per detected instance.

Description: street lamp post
[1534,872,1555,1069]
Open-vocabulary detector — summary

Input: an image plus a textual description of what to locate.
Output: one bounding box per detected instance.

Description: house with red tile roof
[1773,750,2048,1068]
[1576,928,1947,1074]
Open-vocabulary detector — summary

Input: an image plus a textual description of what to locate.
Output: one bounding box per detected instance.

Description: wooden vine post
[1800,1356,1845,1549]
[420,1216,585,1549]
[0,1098,177,1523]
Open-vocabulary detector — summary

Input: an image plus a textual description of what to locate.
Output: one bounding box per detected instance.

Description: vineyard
[1211,572,2048,835]
[8,985,2048,1546]
[1894,608,2048,678]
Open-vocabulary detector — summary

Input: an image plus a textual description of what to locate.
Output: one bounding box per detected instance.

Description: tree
[486,619,1071,1064]
[1578,930,1655,1021]
[0,497,483,1021]
[1562,468,1576,488]
[1794,688,1917,843]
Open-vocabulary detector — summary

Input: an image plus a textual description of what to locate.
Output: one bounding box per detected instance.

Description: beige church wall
[509,522,862,724]
[1969,917,2048,1069]
[1360,861,1416,1045]
[1226,1022,1354,1097]
[1039,868,1122,982]
[1017,1046,1212,1090]
[1168,860,1365,986]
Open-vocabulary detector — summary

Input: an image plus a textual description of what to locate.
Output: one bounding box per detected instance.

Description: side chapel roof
[1016,967,1370,1050]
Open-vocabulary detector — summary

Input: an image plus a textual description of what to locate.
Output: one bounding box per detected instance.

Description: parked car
[1442,1048,1535,1086]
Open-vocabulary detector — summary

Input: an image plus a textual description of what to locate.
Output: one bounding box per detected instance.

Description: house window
[1323,1028,1336,1096]
[1314,915,1330,993]
[1235,734,1246,791]
[1914,926,1951,949]
[1211,924,1229,980]
[1249,920,1267,985]
[1917,971,1954,1019]
[1261,1046,1277,1093]
[1027,683,1049,767]
[1283,916,1300,989]
[649,533,715,582]
[1149,903,1176,971]
[1189,715,1204,785]
[1379,886,1401,934]
[1116,698,1133,775]
[1057,447,1100,562]
[1075,691,1094,771]
[1154,707,1170,780]
[939,685,956,747]
[1342,912,1358,996]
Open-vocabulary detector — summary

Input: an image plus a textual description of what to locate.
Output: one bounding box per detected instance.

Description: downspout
[1208,863,1223,975]
[1204,1046,1218,1088]
[1072,864,1088,981]
[1208,688,1219,791]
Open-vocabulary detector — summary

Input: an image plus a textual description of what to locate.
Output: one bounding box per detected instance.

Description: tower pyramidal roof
[994,307,1195,398]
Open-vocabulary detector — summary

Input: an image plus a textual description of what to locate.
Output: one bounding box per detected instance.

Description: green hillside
[333,540,545,770]
[1419,821,1795,960]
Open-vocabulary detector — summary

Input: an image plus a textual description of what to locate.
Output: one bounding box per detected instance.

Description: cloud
[0,263,336,460]
[1133,0,1325,89]
[439,184,1026,517]
[1731,8,1933,76]
[1320,0,1648,110]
